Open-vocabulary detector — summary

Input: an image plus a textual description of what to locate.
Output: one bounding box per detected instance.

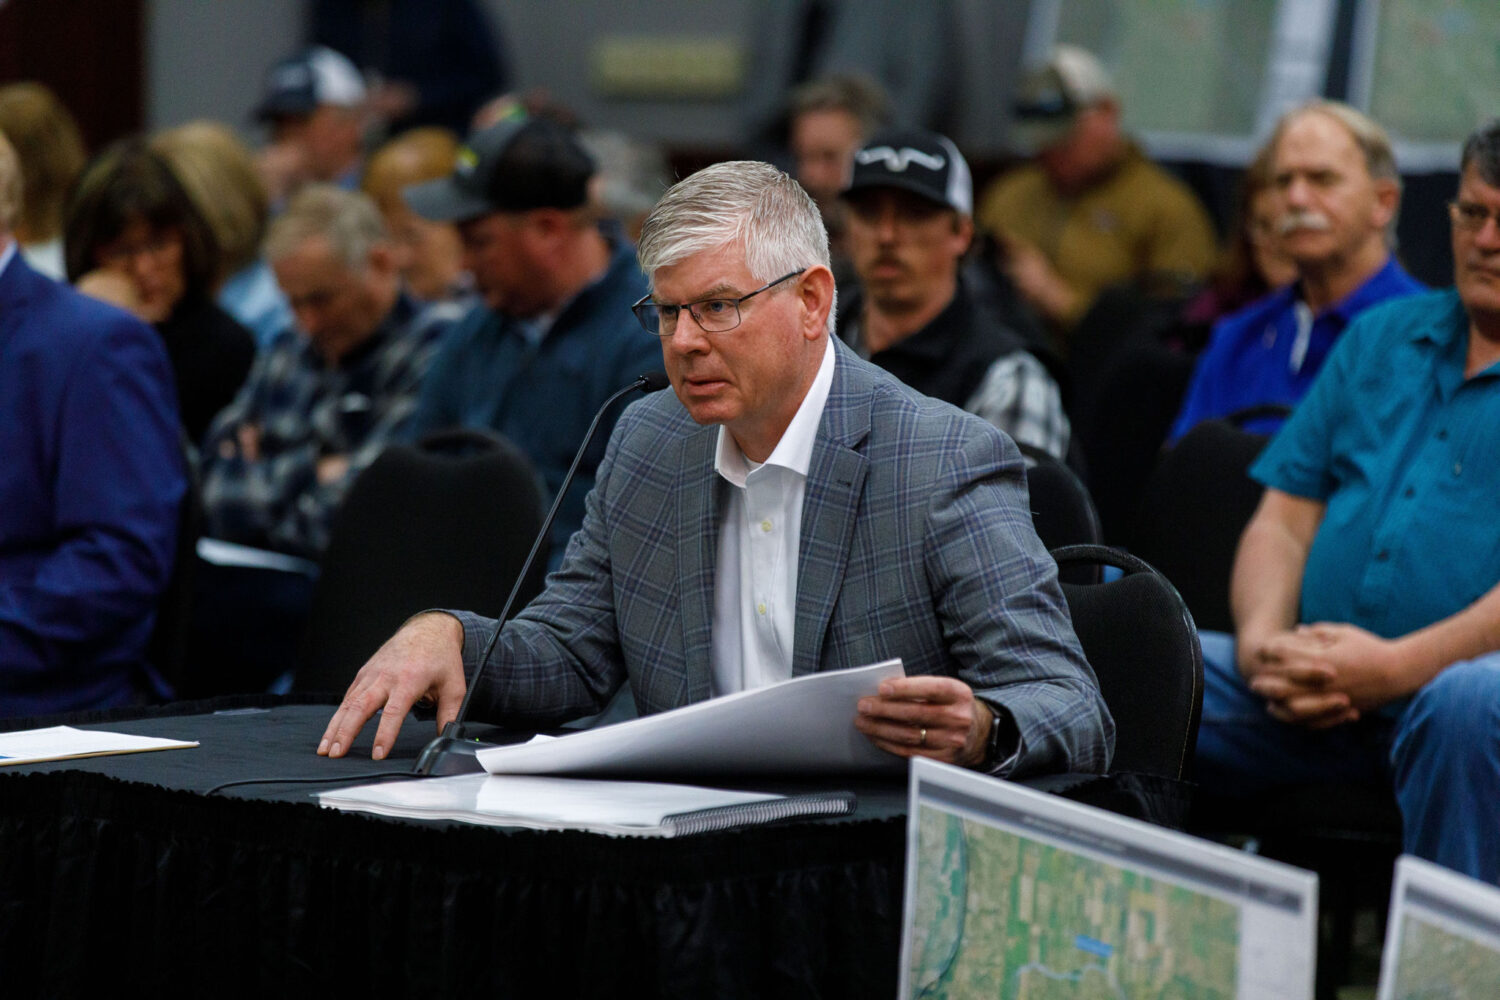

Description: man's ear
[798,264,837,341]
[1371,178,1400,235]
[366,240,400,278]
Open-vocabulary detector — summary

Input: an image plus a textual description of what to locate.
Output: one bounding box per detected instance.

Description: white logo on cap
[855,146,945,172]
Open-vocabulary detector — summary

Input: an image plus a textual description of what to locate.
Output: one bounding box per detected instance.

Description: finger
[853,713,962,753]
[1264,690,1351,725]
[1254,657,1335,687]
[877,674,970,703]
[858,694,972,733]
[370,677,433,761]
[1248,674,1330,701]
[319,681,385,758]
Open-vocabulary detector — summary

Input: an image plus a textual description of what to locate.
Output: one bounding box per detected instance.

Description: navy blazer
[459,340,1113,776]
[0,251,185,715]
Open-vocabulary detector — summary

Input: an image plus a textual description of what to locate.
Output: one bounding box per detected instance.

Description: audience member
[837,128,1068,459]
[977,45,1216,342]
[64,139,256,444]
[404,116,660,564]
[0,83,86,281]
[201,185,452,559]
[1194,120,1500,884]
[1176,139,1299,338]
[319,159,1113,778]
[254,46,368,208]
[311,0,507,136]
[152,120,294,348]
[361,126,471,306]
[0,131,186,716]
[785,73,890,286]
[1170,101,1424,440]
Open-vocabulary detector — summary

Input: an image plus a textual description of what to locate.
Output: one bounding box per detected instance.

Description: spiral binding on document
[661,790,858,837]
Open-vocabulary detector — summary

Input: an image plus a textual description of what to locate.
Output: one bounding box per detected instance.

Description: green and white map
[907,808,1241,999]
[1387,913,1500,999]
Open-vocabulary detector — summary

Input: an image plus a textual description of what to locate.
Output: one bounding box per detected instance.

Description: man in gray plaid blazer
[320,161,1112,777]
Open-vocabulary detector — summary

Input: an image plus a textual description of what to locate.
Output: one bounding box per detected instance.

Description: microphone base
[413,723,505,775]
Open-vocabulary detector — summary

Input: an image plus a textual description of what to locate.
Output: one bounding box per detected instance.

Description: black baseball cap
[842,128,973,214]
[403,116,595,223]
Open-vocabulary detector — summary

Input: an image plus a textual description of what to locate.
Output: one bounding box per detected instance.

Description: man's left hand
[855,675,992,768]
[1248,622,1410,726]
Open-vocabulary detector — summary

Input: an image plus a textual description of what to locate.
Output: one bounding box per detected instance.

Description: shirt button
[1404,487,1415,498]
[1454,462,1463,476]
[1375,550,1389,562]
[757,602,766,616]
[760,519,773,533]
[1437,429,1449,441]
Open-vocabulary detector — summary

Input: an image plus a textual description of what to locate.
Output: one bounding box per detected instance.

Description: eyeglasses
[632,269,806,337]
[1449,200,1500,233]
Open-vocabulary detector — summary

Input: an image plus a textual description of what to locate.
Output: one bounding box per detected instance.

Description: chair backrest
[1052,543,1203,782]
[295,430,549,694]
[1018,442,1103,585]
[146,428,203,697]
[1128,417,1273,633]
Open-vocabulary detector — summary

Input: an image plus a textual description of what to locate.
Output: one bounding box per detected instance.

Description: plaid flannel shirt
[200,293,457,558]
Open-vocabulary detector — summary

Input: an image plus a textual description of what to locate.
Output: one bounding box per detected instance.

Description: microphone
[414,371,671,775]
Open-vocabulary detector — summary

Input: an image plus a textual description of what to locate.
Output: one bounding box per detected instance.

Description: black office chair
[1051,544,1202,785]
[294,430,549,694]
[1017,443,1104,585]
[1128,413,1282,633]
[146,429,203,698]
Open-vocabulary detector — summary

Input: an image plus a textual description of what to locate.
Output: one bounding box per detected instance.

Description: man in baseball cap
[255,46,369,206]
[976,45,1216,339]
[404,115,660,567]
[838,128,1069,460]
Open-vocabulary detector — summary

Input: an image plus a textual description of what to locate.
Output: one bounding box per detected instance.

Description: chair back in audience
[1051,543,1203,782]
[1017,442,1103,585]
[295,430,548,694]
[1128,414,1281,633]
[146,428,203,697]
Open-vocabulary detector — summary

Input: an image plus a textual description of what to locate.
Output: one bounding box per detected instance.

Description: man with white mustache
[1170,101,1424,440]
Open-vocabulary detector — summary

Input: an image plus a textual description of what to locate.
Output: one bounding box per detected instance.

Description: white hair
[637,160,835,331]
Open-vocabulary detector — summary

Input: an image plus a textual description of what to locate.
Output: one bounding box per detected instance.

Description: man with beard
[836,128,1068,459]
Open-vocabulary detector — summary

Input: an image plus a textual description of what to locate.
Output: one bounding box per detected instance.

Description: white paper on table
[319,773,807,837]
[0,725,198,766]
[477,658,907,778]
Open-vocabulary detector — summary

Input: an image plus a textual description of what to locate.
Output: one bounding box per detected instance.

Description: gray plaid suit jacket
[456,340,1113,776]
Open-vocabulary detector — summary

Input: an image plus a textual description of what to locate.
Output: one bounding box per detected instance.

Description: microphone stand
[413,372,669,775]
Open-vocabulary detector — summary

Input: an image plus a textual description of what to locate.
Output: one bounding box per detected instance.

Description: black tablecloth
[0,699,909,997]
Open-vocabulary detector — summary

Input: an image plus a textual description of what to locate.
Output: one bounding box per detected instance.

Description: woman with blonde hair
[361,126,470,304]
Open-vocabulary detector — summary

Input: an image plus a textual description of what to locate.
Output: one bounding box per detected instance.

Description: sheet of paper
[0,725,198,766]
[319,773,785,836]
[477,659,907,778]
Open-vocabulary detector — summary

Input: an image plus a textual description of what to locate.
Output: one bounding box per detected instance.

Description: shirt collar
[715,336,837,487]
[1304,256,1412,324]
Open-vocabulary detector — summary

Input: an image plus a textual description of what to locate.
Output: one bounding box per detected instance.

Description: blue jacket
[0,251,186,716]
[410,239,660,564]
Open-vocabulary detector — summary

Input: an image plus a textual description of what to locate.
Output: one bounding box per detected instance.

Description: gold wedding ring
[919,727,928,747]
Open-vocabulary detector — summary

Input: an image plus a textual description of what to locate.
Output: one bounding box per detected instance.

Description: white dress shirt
[710,337,837,696]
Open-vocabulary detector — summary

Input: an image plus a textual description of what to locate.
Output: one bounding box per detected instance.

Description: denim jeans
[1195,630,1500,884]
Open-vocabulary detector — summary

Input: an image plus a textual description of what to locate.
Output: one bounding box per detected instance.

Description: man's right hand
[317,611,467,760]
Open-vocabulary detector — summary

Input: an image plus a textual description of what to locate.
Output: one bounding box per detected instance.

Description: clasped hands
[1240,622,1409,729]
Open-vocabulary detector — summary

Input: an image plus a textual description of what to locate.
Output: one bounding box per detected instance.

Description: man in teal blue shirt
[1196,120,1500,884]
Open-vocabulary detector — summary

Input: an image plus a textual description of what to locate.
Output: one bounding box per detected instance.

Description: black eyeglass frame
[1449,199,1500,234]
[631,269,807,337]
